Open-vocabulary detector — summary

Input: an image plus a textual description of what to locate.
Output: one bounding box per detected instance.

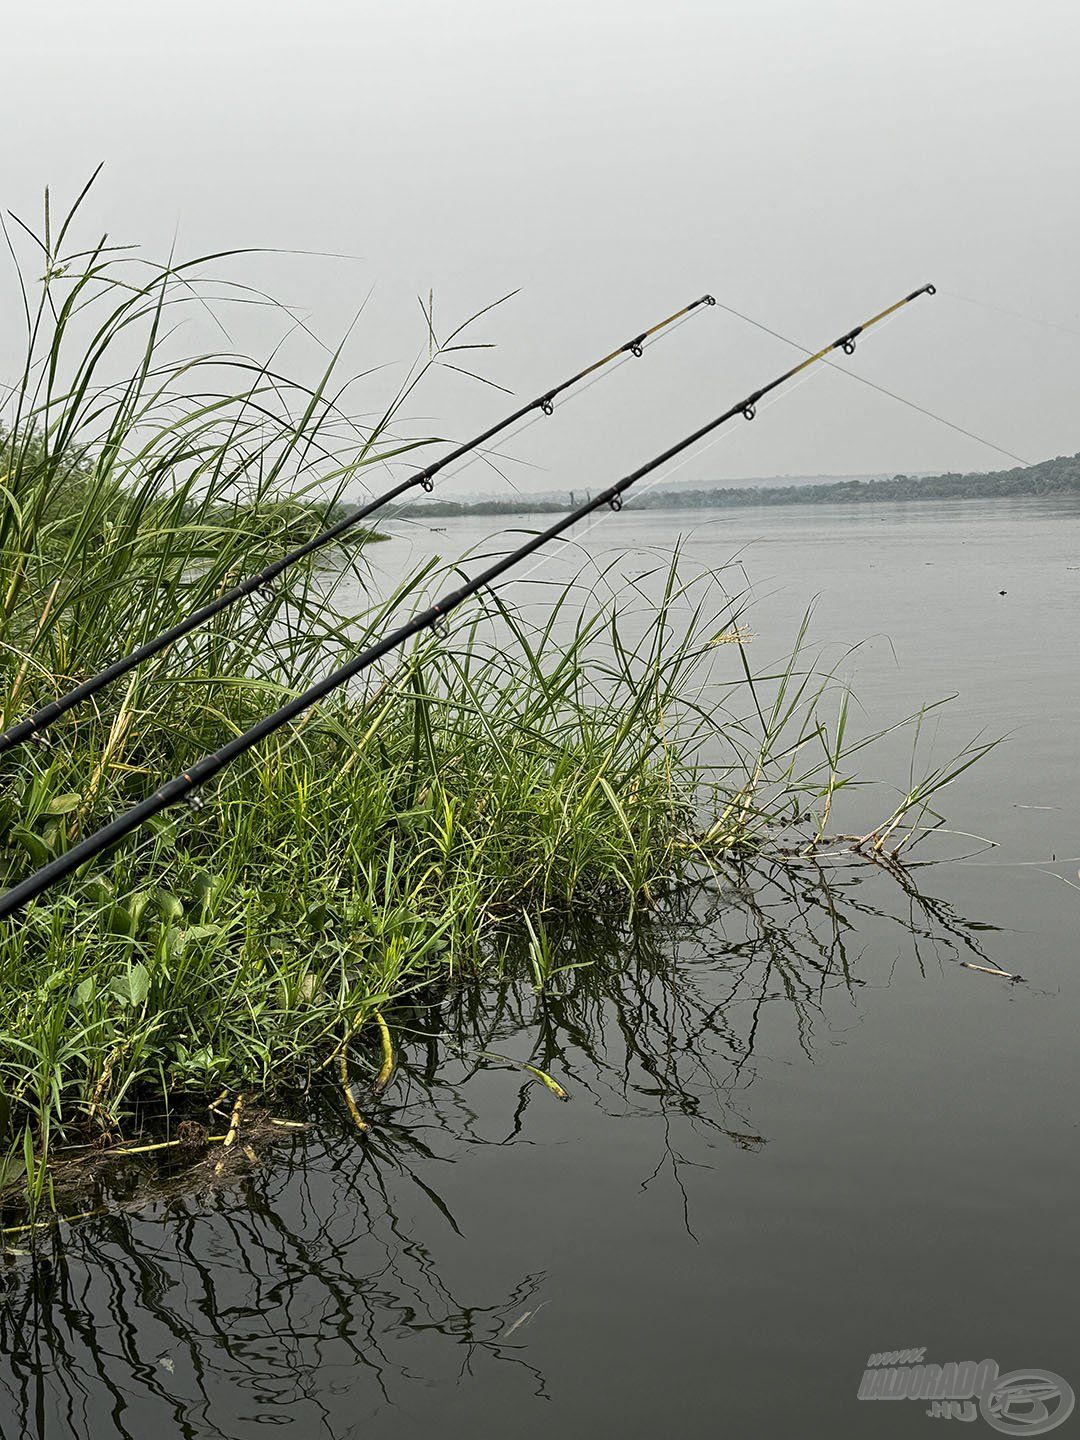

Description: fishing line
[476,306,923,602]
[0,283,935,920]
[940,288,1080,344]
[708,298,1029,467]
[0,295,715,755]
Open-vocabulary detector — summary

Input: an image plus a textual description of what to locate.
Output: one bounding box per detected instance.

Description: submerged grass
[0,184,987,1216]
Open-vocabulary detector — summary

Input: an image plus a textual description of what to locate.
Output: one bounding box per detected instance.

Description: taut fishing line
[491,305,922,604]
[708,297,1028,466]
[941,288,1080,345]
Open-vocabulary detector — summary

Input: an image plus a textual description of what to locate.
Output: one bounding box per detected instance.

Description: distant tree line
[398,452,1080,518]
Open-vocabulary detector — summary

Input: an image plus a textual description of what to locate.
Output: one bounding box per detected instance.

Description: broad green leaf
[45,793,82,815]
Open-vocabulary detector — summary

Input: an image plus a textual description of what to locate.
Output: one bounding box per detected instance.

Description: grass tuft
[0,184,988,1216]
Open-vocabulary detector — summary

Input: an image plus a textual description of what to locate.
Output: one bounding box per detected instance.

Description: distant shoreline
[396,454,1080,517]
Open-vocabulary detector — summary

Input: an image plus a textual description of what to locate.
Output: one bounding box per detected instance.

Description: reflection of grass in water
[0,182,989,1217]
[426,854,1003,1130]
[0,859,1006,1434]
[13,854,1001,1221]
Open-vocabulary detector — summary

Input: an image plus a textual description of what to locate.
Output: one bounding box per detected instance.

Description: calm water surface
[2,498,1078,1438]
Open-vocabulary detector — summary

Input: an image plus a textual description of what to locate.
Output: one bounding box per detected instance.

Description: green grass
[0,182,988,1218]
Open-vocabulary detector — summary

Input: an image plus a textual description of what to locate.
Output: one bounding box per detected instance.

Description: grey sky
[3,0,1078,495]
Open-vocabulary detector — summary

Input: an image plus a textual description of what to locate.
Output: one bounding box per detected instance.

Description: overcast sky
[3,0,1078,496]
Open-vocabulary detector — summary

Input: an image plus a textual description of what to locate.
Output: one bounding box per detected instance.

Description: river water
[2,497,1078,1438]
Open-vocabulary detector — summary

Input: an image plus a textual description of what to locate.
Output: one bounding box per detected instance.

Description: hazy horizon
[3,0,1078,501]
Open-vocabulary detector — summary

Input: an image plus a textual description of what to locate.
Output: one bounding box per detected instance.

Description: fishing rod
[0,295,715,756]
[0,282,935,921]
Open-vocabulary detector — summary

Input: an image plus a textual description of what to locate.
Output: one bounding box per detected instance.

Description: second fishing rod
[0,282,935,922]
[0,294,716,757]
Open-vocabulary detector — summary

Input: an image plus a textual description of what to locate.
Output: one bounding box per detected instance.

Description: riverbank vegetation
[0,190,985,1220]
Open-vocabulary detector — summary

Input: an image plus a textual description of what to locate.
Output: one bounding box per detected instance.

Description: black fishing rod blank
[0,283,934,922]
[0,294,715,756]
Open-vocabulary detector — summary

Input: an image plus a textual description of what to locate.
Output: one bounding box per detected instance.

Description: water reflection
[0,860,1006,1438]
